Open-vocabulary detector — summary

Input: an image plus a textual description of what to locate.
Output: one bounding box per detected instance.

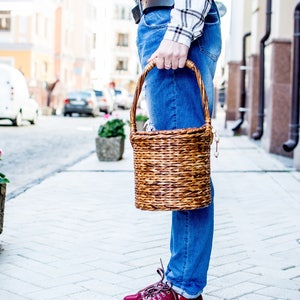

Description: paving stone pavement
[1,117,300,300]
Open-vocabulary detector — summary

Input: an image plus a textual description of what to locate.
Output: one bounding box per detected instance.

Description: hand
[148,39,189,70]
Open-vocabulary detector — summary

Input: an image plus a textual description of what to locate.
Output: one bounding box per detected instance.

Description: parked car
[63,90,99,117]
[115,89,133,109]
[0,64,39,126]
[94,89,115,114]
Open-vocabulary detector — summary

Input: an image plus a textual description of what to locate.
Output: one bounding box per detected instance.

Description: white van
[0,64,39,126]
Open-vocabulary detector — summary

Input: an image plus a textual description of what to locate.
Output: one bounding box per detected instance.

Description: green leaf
[0,172,9,184]
[136,114,149,122]
[98,118,126,139]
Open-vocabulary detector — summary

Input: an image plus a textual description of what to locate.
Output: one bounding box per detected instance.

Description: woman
[124,1,222,299]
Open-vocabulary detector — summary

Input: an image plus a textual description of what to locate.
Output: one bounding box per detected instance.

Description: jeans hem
[171,283,203,299]
[163,278,203,299]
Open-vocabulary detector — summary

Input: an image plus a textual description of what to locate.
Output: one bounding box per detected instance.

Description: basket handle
[130,59,211,133]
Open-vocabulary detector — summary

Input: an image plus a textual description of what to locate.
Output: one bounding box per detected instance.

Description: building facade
[94,0,138,93]
[0,0,138,112]
[223,0,300,170]
[54,0,97,94]
[0,0,58,109]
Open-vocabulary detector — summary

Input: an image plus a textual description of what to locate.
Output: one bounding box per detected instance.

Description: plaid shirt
[164,0,213,47]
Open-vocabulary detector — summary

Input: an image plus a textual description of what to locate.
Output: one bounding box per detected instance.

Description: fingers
[148,52,171,69]
[155,54,180,70]
[178,56,187,69]
[164,62,172,69]
[151,57,183,70]
[155,56,165,69]
[148,52,157,64]
[147,40,189,70]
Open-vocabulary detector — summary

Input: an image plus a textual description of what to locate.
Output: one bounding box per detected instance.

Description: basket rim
[130,123,212,136]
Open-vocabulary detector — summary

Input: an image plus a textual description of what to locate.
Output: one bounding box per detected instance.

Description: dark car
[63,90,99,117]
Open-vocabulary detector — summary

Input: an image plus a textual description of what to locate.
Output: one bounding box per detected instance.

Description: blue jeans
[136,2,221,298]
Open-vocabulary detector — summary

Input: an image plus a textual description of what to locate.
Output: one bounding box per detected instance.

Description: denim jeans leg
[167,194,214,298]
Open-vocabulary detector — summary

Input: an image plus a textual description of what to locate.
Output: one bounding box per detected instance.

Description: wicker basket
[130,60,213,211]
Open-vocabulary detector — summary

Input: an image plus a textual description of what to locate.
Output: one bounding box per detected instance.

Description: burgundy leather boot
[123,263,203,300]
[123,267,178,300]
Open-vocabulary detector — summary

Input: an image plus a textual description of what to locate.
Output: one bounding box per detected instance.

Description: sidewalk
[1,114,300,300]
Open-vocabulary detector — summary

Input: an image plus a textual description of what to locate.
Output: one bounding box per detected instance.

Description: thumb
[147,51,158,63]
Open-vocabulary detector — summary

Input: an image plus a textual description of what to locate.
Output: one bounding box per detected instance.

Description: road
[0,110,129,200]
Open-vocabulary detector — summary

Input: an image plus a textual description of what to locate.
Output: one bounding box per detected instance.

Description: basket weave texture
[130,60,213,211]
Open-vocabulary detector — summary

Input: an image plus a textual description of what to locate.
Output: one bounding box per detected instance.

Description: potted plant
[0,149,9,234]
[95,115,127,161]
[135,110,149,131]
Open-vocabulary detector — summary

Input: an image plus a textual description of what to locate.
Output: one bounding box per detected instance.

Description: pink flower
[103,114,111,120]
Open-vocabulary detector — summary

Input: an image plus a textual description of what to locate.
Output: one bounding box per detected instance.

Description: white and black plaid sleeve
[164,0,213,47]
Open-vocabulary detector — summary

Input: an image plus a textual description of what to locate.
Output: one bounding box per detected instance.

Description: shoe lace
[140,260,176,300]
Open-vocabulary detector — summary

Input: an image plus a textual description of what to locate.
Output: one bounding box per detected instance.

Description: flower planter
[95,136,125,161]
[136,120,146,131]
[0,183,6,234]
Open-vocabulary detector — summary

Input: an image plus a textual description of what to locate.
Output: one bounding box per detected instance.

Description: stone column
[225,61,242,123]
[260,0,295,157]
[262,40,292,157]
[246,0,267,140]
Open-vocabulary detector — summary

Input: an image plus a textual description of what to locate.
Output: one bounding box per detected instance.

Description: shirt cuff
[163,26,193,48]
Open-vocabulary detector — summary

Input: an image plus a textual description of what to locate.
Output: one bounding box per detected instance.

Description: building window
[0,11,11,32]
[92,33,96,49]
[115,5,131,20]
[116,58,128,71]
[117,33,129,47]
[43,62,48,74]
[120,7,126,20]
